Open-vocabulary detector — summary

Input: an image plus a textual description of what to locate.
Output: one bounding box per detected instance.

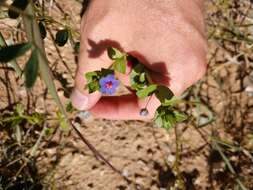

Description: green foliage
[85,69,114,93]
[24,49,39,88]
[85,71,100,93]
[107,47,127,74]
[8,0,29,19]
[161,96,182,107]
[136,84,157,99]
[100,68,114,76]
[155,106,187,129]
[0,42,32,63]
[139,72,146,83]
[85,48,187,129]
[85,71,98,81]
[0,104,44,127]
[86,80,100,93]
[66,102,75,113]
[56,111,70,132]
[44,127,54,137]
[130,63,149,90]
[55,29,69,47]
[107,47,124,60]
[112,55,127,74]
[155,85,174,104]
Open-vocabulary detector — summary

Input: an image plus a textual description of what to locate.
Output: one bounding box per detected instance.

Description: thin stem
[144,93,153,109]
[30,124,47,157]
[70,121,131,182]
[174,125,185,190]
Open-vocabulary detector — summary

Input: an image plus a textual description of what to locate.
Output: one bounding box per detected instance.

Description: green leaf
[85,71,98,82]
[57,111,70,132]
[130,63,149,90]
[154,106,187,129]
[162,97,182,107]
[45,127,54,137]
[39,21,47,39]
[155,85,174,103]
[66,102,75,113]
[131,63,145,75]
[155,109,175,129]
[27,113,44,125]
[86,81,100,93]
[107,47,124,60]
[24,49,39,88]
[100,68,114,77]
[173,111,187,123]
[154,113,163,128]
[139,72,146,83]
[8,0,29,19]
[15,104,25,116]
[0,42,32,63]
[55,29,69,47]
[113,56,127,74]
[136,84,157,99]
[164,113,176,129]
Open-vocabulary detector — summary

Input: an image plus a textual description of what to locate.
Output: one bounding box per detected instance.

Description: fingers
[71,40,135,110]
[70,35,112,110]
[89,94,161,120]
[71,52,112,110]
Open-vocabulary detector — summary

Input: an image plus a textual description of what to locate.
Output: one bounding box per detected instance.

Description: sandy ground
[0,0,253,190]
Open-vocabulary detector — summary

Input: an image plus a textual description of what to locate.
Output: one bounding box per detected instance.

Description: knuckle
[190,53,207,83]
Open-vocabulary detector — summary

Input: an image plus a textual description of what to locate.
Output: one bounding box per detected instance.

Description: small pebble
[77,111,93,122]
[122,169,129,177]
[245,86,253,96]
[167,154,176,164]
[77,111,91,119]
[139,108,149,116]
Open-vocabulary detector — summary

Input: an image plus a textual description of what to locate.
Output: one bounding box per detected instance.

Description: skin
[71,0,207,120]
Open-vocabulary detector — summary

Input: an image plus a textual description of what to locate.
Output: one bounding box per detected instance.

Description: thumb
[70,74,101,111]
[71,38,112,110]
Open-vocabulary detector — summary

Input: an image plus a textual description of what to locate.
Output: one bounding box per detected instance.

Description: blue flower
[99,74,119,95]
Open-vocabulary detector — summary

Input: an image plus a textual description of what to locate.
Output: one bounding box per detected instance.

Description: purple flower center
[105,81,113,89]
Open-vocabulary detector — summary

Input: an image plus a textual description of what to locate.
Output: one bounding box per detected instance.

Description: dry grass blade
[212,140,248,190]
[22,3,66,115]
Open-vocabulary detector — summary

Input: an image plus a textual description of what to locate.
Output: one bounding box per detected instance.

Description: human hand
[71,0,207,120]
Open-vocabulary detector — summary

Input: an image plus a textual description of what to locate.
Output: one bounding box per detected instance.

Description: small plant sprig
[85,47,187,129]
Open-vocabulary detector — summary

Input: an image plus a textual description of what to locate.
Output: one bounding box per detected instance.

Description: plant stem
[71,121,122,175]
[22,2,125,181]
[30,124,47,157]
[174,125,185,190]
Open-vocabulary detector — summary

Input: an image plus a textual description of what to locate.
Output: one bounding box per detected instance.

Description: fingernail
[70,89,88,110]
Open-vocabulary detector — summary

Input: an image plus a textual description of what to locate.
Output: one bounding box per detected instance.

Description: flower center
[105,81,113,89]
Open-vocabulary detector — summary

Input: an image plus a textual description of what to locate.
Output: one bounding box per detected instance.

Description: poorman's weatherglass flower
[99,74,120,95]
